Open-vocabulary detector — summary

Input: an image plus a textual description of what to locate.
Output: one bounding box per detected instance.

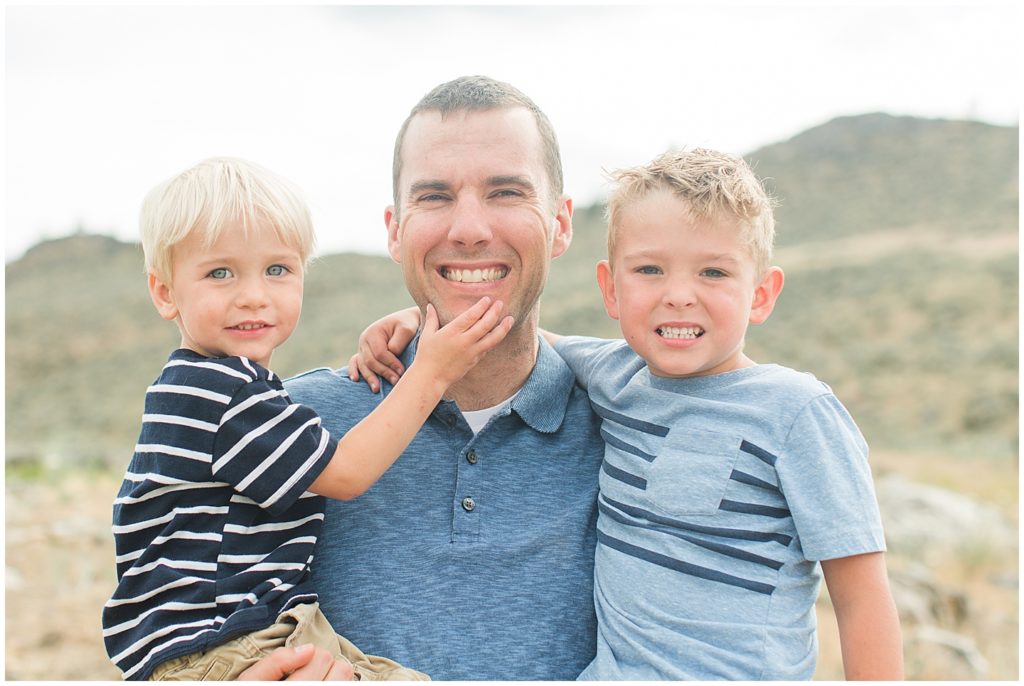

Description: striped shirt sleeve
[211,374,337,516]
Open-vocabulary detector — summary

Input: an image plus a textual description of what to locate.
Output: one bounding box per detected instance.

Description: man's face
[386,107,572,330]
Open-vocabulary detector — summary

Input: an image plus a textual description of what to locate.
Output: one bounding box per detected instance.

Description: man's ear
[148,272,179,322]
[549,196,574,260]
[385,205,402,264]
[596,260,620,321]
[749,266,785,325]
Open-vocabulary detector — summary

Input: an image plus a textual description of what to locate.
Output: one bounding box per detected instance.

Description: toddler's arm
[312,297,512,500]
[821,552,904,679]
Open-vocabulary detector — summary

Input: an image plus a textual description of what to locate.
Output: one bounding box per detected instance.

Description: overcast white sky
[4,3,1020,261]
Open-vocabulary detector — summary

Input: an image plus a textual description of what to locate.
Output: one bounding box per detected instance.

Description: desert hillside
[5,113,1018,679]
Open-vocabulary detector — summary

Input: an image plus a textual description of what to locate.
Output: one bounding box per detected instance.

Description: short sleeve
[554,335,621,391]
[775,393,886,561]
[212,378,337,516]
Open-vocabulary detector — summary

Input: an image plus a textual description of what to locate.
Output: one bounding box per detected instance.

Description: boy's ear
[749,266,784,325]
[384,205,402,264]
[147,272,180,322]
[596,260,621,321]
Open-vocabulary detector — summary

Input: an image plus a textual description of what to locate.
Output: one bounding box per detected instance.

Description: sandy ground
[4,465,1017,681]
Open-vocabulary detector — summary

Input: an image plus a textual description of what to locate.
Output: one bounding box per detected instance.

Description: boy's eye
[266,264,289,277]
[701,268,728,278]
[208,267,233,279]
[636,265,662,275]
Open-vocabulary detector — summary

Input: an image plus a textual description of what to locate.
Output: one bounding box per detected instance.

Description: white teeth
[657,326,703,339]
[441,267,509,283]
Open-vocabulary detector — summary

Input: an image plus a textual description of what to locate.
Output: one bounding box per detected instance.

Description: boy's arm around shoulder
[821,552,904,679]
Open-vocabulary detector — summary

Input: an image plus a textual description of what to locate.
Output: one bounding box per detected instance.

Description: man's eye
[208,268,232,279]
[493,189,523,198]
[267,265,289,277]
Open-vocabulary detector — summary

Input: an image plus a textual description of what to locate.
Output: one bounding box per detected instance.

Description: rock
[875,473,1017,563]
[904,625,989,680]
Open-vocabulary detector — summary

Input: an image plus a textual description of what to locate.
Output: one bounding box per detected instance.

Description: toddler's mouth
[656,326,704,340]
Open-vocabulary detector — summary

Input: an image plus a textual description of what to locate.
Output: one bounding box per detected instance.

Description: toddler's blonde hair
[140,157,315,282]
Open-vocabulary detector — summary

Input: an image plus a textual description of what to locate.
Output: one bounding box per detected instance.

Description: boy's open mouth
[439,266,509,283]
[656,326,704,340]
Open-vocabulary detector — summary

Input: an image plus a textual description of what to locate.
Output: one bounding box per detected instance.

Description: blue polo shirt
[284,336,603,680]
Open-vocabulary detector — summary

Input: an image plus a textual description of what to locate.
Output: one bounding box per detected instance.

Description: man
[244,76,603,680]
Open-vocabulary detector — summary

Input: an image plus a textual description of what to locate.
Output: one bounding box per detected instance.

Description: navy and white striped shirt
[102,349,337,680]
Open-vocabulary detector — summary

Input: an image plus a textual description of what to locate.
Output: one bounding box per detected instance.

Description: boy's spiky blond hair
[606,148,777,277]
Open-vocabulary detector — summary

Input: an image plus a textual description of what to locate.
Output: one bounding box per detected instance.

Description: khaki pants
[148,602,429,681]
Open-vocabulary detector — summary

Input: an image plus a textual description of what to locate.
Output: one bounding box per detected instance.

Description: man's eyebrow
[487,175,536,191]
[407,180,451,198]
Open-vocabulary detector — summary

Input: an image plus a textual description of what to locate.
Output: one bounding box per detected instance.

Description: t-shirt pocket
[643,428,741,517]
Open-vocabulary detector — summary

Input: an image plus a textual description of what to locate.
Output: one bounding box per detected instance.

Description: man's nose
[447,196,493,248]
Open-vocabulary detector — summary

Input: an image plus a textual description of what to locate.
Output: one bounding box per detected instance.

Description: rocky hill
[5,113,1018,467]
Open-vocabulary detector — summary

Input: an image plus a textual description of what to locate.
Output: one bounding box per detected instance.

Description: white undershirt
[461,390,521,434]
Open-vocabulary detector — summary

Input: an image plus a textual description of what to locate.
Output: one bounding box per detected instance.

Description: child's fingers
[359,334,403,385]
[348,353,382,393]
[444,296,493,331]
[473,314,514,351]
[422,303,440,335]
[462,299,507,339]
[386,325,416,366]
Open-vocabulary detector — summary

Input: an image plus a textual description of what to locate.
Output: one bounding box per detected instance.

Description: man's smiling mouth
[657,326,704,340]
[440,266,509,283]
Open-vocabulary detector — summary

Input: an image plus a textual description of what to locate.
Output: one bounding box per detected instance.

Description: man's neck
[443,322,539,411]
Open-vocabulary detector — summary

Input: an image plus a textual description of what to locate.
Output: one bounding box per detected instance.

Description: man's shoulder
[283,365,383,417]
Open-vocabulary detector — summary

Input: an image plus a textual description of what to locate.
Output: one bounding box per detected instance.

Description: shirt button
[461,497,476,512]
[446,415,456,427]
[466,449,478,464]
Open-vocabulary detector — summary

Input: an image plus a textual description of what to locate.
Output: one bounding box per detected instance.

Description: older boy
[551,148,903,679]
[102,157,512,680]
[354,148,904,679]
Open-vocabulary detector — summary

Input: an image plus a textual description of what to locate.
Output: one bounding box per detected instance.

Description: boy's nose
[447,196,493,249]
[235,278,270,308]
[664,279,697,308]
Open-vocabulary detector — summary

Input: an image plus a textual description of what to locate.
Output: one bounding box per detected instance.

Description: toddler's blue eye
[209,268,232,279]
[267,265,288,277]
[702,268,727,278]
[637,265,662,275]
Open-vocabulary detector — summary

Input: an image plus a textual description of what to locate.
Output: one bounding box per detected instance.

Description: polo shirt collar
[401,333,575,434]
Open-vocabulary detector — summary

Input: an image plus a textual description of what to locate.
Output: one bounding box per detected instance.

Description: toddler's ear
[749,267,784,325]
[147,272,179,321]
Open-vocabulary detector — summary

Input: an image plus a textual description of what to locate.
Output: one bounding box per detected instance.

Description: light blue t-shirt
[285,336,604,681]
[556,336,886,681]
